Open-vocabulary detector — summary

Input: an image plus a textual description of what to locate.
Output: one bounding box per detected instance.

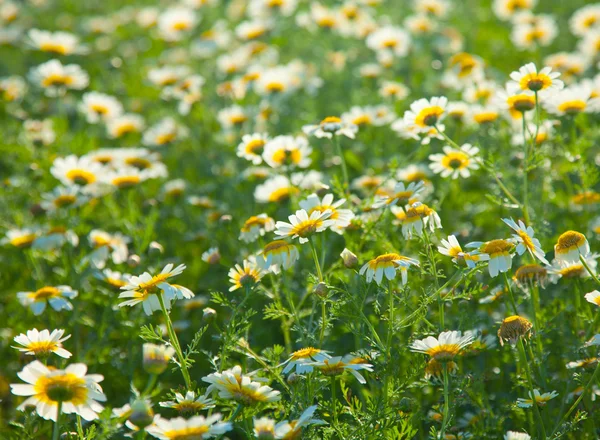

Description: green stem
[142,374,157,396]
[439,363,451,439]
[52,401,63,440]
[320,299,327,348]
[333,135,349,194]
[580,255,600,286]
[522,114,531,225]
[76,415,84,439]
[502,273,519,315]
[518,339,547,439]
[384,279,395,398]
[157,294,191,389]
[309,238,324,282]
[331,377,338,426]
[550,361,600,438]
[422,228,442,330]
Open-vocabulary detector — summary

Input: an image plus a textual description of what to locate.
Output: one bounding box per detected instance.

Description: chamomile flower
[505,431,531,440]
[148,66,190,87]
[302,116,358,139]
[509,63,563,93]
[366,26,411,57]
[403,96,448,132]
[27,29,85,55]
[96,268,130,289]
[256,240,300,271]
[263,136,312,169]
[299,193,355,232]
[310,354,373,384]
[274,209,334,244]
[280,347,331,374]
[12,329,71,358]
[467,239,513,277]
[379,81,409,100]
[79,92,123,123]
[202,365,281,404]
[17,285,78,315]
[143,343,175,375]
[393,201,442,239]
[228,257,265,291]
[2,228,40,248]
[360,253,420,285]
[429,144,480,179]
[513,264,548,290]
[87,229,130,268]
[10,361,106,422]
[497,315,533,346]
[544,85,594,116]
[566,357,599,369]
[159,391,215,414]
[547,257,595,283]
[512,17,558,50]
[158,7,198,41]
[146,415,231,439]
[410,331,474,361]
[23,119,56,145]
[493,0,536,21]
[217,105,248,130]
[554,230,590,263]
[570,4,600,37]
[438,235,464,263]
[202,247,220,264]
[274,405,325,438]
[584,290,600,306]
[50,155,105,189]
[143,118,188,147]
[516,389,558,408]
[502,218,548,264]
[118,263,187,315]
[254,417,276,439]
[373,180,424,208]
[107,114,145,138]
[239,213,275,242]
[238,133,269,164]
[29,60,89,96]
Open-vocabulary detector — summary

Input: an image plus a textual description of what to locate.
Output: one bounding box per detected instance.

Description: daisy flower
[118,263,188,315]
[17,285,78,315]
[403,96,448,132]
[143,343,176,375]
[502,218,548,264]
[365,26,411,57]
[274,405,325,438]
[585,290,600,306]
[493,0,536,21]
[299,193,355,232]
[159,391,215,414]
[429,144,480,179]
[410,330,474,362]
[28,60,89,96]
[2,228,39,248]
[79,92,123,123]
[513,264,548,290]
[202,247,220,264]
[438,235,464,263]
[256,240,299,272]
[27,29,85,55]
[239,213,275,243]
[309,354,373,384]
[279,347,331,375]
[373,180,424,208]
[202,365,281,404]
[516,389,558,408]
[254,417,276,438]
[148,65,190,87]
[566,358,599,369]
[505,432,531,440]
[544,85,594,116]
[143,117,188,146]
[262,135,312,169]
[50,155,104,189]
[12,329,71,358]
[10,361,106,421]
[228,257,265,291]
[302,116,358,139]
[391,201,442,239]
[467,239,514,277]
[95,268,130,289]
[360,253,420,285]
[107,114,145,138]
[554,230,590,263]
[274,209,335,244]
[87,229,130,268]
[570,4,600,37]
[497,315,533,346]
[509,62,563,93]
[23,119,55,145]
[157,7,198,41]
[237,133,269,165]
[254,175,298,203]
[146,415,231,439]
[547,257,596,283]
[217,105,248,130]
[511,18,558,50]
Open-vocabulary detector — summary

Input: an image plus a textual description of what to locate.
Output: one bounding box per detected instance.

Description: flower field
[2,0,600,438]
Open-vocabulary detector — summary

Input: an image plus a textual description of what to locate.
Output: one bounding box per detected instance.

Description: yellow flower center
[555,230,585,253]
[441,152,469,170]
[156,132,176,145]
[114,122,138,137]
[10,233,37,247]
[291,347,321,360]
[172,21,191,31]
[26,340,59,355]
[229,114,248,125]
[139,273,171,291]
[53,195,76,208]
[518,72,552,91]
[425,343,462,361]
[90,104,109,115]
[112,175,141,188]
[473,111,498,124]
[268,187,297,202]
[557,100,586,114]
[245,139,265,154]
[414,106,444,127]
[39,42,68,55]
[352,115,372,126]
[481,239,513,256]
[66,169,96,185]
[290,219,324,238]
[508,95,536,112]
[30,286,61,301]
[125,157,152,169]
[35,373,87,404]
[265,82,285,93]
[163,426,210,439]
[41,74,74,87]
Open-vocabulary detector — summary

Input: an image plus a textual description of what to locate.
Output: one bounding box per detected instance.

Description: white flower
[516,389,558,408]
[157,7,198,41]
[505,431,531,440]
[309,354,374,384]
[17,286,78,315]
[502,218,549,264]
[263,135,312,169]
[12,329,71,358]
[29,60,89,96]
[27,29,85,55]
[107,114,145,138]
[302,116,358,139]
[237,133,269,164]
[360,253,420,285]
[146,415,231,439]
[299,193,354,232]
[403,96,448,132]
[79,92,123,123]
[274,209,335,244]
[429,144,480,179]
[410,331,474,361]
[279,347,331,375]
[366,26,411,57]
[585,290,600,306]
[202,365,281,404]
[274,405,326,438]
[50,155,105,189]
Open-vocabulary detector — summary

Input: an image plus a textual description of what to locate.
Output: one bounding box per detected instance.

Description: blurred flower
[17,285,78,315]
[12,329,71,358]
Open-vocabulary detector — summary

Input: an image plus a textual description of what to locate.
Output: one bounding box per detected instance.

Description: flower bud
[127,254,141,268]
[128,399,154,429]
[313,282,328,298]
[148,241,163,255]
[202,307,217,323]
[340,248,358,268]
[142,343,175,375]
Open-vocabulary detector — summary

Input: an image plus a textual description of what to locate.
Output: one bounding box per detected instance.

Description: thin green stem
[502,273,519,315]
[309,238,324,282]
[522,114,531,225]
[423,228,442,330]
[333,135,349,194]
[320,299,327,348]
[580,255,600,286]
[439,363,451,439]
[157,294,191,390]
[384,279,395,398]
[52,401,63,440]
[142,374,157,396]
[76,415,84,439]
[518,339,547,439]
[331,377,338,426]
